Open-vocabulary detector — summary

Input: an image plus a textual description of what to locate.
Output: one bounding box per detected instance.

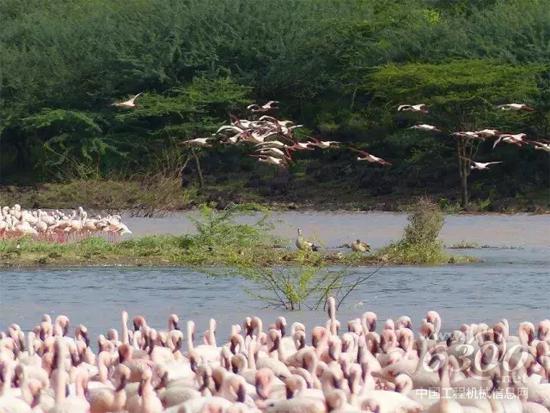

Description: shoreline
[1,181,548,215]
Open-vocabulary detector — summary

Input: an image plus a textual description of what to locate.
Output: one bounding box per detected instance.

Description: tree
[367,60,542,207]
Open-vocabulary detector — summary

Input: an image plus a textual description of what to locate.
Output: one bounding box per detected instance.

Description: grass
[0,177,188,216]
[446,241,480,249]
[0,235,386,268]
[2,178,548,213]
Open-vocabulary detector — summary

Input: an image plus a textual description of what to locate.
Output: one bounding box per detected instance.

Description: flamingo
[497,103,535,111]
[350,148,392,166]
[493,133,528,148]
[111,92,142,109]
[409,124,442,132]
[461,158,503,170]
[397,104,429,113]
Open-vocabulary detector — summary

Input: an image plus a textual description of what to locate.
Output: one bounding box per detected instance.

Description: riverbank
[1,178,549,214]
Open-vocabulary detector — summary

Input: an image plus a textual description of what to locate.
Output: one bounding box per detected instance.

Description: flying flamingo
[493,133,528,148]
[307,137,340,149]
[350,148,392,166]
[531,141,550,152]
[397,104,428,113]
[461,157,503,170]
[497,103,535,112]
[111,92,142,109]
[247,100,279,113]
[409,124,441,133]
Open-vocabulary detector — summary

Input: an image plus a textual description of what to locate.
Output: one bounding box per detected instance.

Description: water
[123,211,550,248]
[0,212,548,338]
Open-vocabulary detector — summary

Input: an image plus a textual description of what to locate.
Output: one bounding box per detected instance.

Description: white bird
[247,101,279,113]
[255,141,287,149]
[474,129,501,138]
[350,148,392,166]
[531,141,550,152]
[182,137,216,147]
[452,131,481,139]
[111,92,142,109]
[258,148,287,158]
[493,133,528,148]
[497,103,535,111]
[461,158,503,170]
[397,104,428,113]
[250,155,289,167]
[307,137,340,149]
[409,124,441,132]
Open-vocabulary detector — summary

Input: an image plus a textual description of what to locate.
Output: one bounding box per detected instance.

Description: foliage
[380,198,449,264]
[238,263,385,311]
[403,197,444,245]
[1,0,549,207]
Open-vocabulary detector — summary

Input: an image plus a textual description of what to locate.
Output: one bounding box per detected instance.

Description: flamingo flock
[404,102,550,170]
[111,92,549,173]
[180,102,391,168]
[0,300,549,412]
[0,205,132,243]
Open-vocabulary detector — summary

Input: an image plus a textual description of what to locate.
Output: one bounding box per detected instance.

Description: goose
[112,92,142,109]
[497,103,535,111]
[349,148,392,166]
[296,228,320,252]
[397,104,428,113]
[351,239,370,253]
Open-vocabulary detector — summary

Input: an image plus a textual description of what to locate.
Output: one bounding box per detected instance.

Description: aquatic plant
[237,263,384,311]
[379,198,449,264]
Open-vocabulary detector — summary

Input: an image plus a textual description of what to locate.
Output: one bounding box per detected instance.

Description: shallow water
[0,212,548,338]
[124,211,550,248]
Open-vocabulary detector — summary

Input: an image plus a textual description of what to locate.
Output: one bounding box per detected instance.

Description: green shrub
[380,198,448,264]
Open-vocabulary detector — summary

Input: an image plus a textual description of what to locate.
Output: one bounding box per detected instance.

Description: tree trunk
[457,138,470,209]
[460,171,469,208]
[191,149,204,189]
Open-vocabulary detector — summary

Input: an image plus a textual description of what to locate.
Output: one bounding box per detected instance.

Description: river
[1,212,548,338]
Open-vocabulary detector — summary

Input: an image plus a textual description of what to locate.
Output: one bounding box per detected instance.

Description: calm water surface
[0,212,548,337]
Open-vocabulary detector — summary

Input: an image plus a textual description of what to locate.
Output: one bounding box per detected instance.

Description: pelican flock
[0,205,131,242]
[0,301,548,412]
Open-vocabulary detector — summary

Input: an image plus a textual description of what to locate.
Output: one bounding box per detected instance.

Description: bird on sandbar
[351,239,371,253]
[296,228,320,252]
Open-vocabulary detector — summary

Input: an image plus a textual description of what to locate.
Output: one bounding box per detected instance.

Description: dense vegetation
[1,0,549,210]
